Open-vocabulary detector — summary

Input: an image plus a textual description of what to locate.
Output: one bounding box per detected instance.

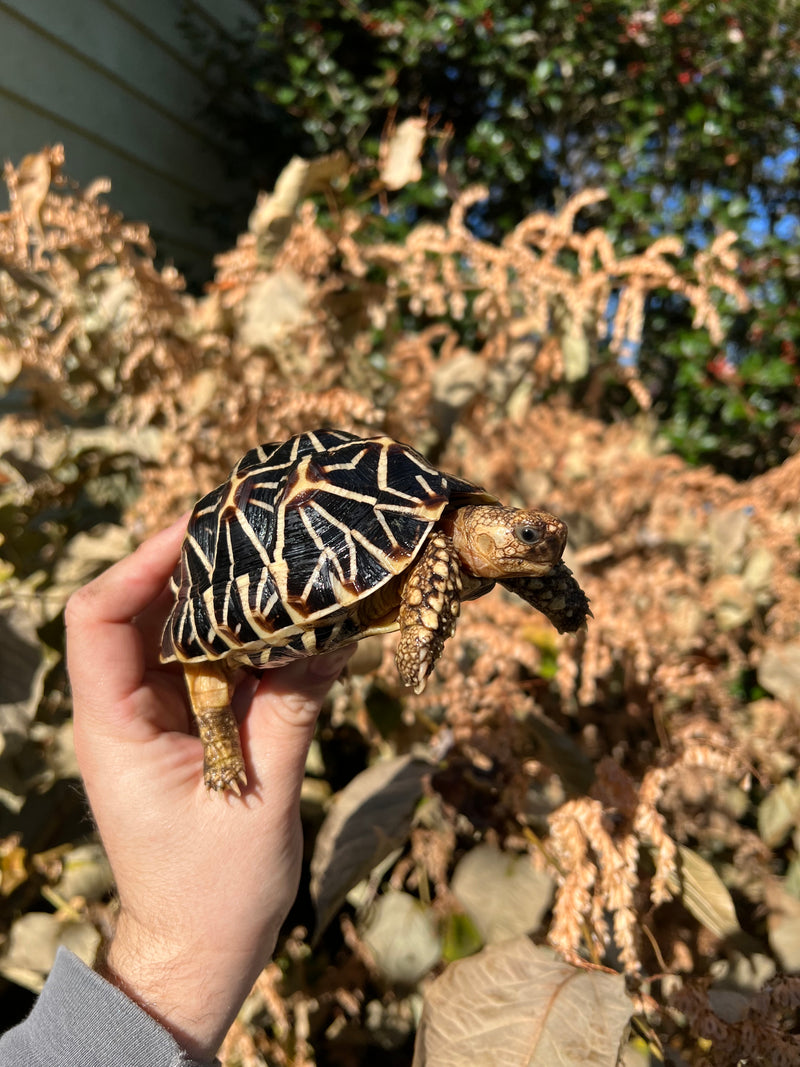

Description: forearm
[0,947,213,1067]
[98,912,274,1064]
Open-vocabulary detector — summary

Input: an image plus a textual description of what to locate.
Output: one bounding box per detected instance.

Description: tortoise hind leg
[395,533,463,694]
[183,661,246,795]
[501,561,591,634]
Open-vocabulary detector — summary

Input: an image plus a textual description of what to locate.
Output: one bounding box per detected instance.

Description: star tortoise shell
[161,428,496,667]
[160,429,590,793]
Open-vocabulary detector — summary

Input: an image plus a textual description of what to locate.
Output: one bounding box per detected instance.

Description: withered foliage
[2,145,799,1065]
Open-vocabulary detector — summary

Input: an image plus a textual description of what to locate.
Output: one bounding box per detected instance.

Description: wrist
[98,912,252,1063]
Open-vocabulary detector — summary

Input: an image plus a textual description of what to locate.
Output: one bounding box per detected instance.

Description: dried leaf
[54,843,114,902]
[431,354,487,439]
[238,269,310,350]
[674,846,741,940]
[451,844,554,944]
[618,1041,655,1067]
[247,156,311,257]
[15,146,62,236]
[0,912,100,993]
[741,546,774,597]
[524,716,595,795]
[44,524,134,618]
[758,778,800,848]
[0,606,48,787]
[303,149,350,193]
[709,574,756,630]
[0,336,22,384]
[716,951,776,995]
[0,836,28,896]
[552,297,594,383]
[758,641,800,713]
[380,117,427,190]
[765,881,800,972]
[39,720,80,784]
[361,889,442,984]
[310,754,431,935]
[707,508,750,575]
[248,152,349,245]
[80,266,137,335]
[413,939,631,1067]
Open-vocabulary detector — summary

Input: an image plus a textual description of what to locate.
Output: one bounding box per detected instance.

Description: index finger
[65,515,189,707]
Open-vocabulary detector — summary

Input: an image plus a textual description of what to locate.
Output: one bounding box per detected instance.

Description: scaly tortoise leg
[500,561,591,634]
[395,532,463,694]
[183,661,246,795]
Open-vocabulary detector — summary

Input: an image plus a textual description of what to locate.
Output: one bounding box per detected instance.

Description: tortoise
[160,429,590,793]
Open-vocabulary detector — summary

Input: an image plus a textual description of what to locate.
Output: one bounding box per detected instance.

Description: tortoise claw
[203,764,248,796]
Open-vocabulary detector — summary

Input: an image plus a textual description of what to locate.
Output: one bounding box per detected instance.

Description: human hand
[66,516,353,1062]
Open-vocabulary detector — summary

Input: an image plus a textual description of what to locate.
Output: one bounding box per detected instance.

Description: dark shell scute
[186,485,227,582]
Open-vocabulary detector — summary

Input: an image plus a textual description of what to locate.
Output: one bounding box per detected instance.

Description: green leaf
[441,911,483,963]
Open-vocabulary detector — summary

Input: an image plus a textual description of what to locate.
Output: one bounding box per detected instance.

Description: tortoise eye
[514,524,541,546]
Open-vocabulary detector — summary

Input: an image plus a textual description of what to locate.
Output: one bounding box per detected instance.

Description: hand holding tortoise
[66,515,354,1062]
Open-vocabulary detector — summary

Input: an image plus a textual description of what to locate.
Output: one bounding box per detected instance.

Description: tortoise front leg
[395,532,463,694]
[500,561,591,634]
[183,661,246,795]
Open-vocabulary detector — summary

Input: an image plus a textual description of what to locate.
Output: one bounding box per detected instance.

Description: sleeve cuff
[0,947,217,1067]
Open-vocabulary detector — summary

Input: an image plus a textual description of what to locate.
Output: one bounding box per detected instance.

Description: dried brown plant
[671,976,800,1066]
[1,147,796,1065]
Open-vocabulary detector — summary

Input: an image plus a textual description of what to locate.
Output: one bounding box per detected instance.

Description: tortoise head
[448,504,567,579]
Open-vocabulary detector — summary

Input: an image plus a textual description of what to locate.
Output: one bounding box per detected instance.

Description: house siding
[0,0,259,271]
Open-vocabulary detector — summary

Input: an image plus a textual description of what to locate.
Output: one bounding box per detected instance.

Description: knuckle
[274,690,321,728]
[64,575,102,627]
[64,586,89,627]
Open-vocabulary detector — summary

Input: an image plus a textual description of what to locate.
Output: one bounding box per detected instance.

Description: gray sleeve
[0,947,216,1067]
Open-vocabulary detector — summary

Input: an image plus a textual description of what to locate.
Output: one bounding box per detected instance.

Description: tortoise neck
[447,505,511,579]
